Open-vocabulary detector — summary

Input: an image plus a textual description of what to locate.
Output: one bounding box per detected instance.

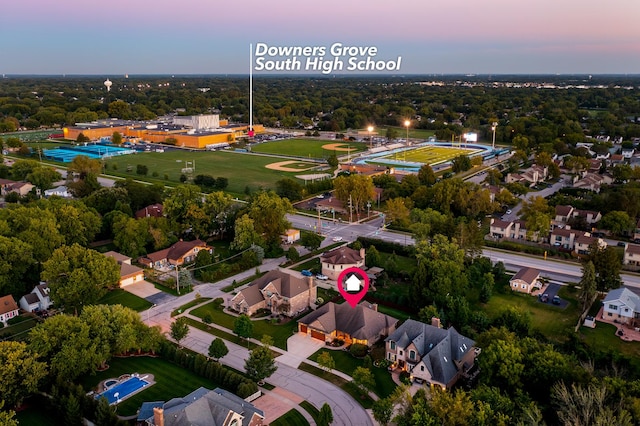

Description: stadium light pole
[491,122,498,151]
[404,120,410,146]
[368,126,374,150]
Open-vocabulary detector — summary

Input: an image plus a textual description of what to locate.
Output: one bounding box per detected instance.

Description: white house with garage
[602,287,640,326]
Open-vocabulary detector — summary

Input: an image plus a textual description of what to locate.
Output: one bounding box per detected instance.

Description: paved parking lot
[538,283,569,308]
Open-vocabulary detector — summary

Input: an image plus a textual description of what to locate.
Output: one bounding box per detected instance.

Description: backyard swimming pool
[95,376,150,404]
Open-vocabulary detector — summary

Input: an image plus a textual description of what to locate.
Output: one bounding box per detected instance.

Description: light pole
[404,120,410,145]
[367,201,371,218]
[491,122,498,151]
[367,126,374,150]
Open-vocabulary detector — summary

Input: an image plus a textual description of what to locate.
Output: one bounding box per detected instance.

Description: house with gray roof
[19,283,53,313]
[603,287,640,326]
[139,387,264,426]
[297,301,398,347]
[229,269,316,317]
[385,319,477,389]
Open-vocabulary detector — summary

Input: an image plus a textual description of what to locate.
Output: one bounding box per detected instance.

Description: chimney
[359,248,365,260]
[431,317,441,329]
[153,407,164,426]
[371,303,378,312]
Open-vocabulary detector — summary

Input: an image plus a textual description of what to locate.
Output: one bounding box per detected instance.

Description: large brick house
[320,247,365,281]
[385,319,477,389]
[230,269,316,317]
[138,240,212,270]
[297,301,398,347]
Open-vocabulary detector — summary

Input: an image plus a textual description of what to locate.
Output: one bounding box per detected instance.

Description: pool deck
[95,373,156,405]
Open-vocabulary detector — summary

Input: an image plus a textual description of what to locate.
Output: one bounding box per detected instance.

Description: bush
[7,315,28,326]
[399,370,411,384]
[349,343,368,358]
[202,314,213,324]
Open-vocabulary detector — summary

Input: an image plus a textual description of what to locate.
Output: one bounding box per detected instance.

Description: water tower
[104,78,112,92]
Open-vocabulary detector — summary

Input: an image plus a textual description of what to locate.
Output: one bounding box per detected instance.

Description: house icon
[345,274,361,292]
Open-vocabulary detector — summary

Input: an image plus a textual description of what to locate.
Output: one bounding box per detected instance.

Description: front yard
[190,300,299,350]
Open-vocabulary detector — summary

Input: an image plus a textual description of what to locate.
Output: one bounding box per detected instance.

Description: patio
[595,306,640,342]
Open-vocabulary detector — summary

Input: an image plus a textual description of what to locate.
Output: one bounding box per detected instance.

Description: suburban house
[505,164,548,186]
[19,283,53,313]
[138,387,264,426]
[135,203,164,219]
[320,246,365,281]
[624,244,640,269]
[0,295,19,324]
[282,229,300,244]
[572,173,613,192]
[0,178,35,197]
[229,269,316,317]
[44,185,72,198]
[509,267,541,294]
[575,234,606,256]
[104,251,145,287]
[602,287,640,326]
[489,219,539,242]
[550,227,582,250]
[554,205,574,223]
[554,205,602,226]
[489,218,512,239]
[634,219,640,242]
[297,301,398,347]
[138,240,212,270]
[385,319,477,389]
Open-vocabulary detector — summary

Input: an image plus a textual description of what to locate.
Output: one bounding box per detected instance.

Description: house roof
[36,283,50,299]
[551,228,579,238]
[21,293,40,305]
[120,262,144,279]
[575,235,596,246]
[233,269,311,307]
[490,219,511,229]
[135,203,164,219]
[0,295,18,315]
[144,239,209,263]
[604,288,640,313]
[321,247,363,265]
[555,205,573,217]
[626,244,640,256]
[104,251,131,264]
[510,267,540,285]
[298,302,398,341]
[386,319,475,385]
[154,387,264,426]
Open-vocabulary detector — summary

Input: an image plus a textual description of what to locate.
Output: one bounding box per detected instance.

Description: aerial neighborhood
[2,73,640,426]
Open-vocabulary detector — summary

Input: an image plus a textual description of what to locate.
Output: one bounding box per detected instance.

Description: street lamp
[491,122,498,151]
[367,126,374,150]
[367,201,371,217]
[404,120,410,145]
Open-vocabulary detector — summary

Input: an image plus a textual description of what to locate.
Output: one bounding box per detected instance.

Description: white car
[332,236,343,242]
[316,274,328,280]
[505,209,512,215]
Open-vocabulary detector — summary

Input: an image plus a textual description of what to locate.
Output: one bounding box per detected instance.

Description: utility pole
[175,265,180,295]
[317,207,322,234]
[349,194,353,223]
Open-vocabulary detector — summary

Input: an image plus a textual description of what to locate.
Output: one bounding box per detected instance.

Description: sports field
[251,138,367,159]
[376,145,480,165]
[104,150,316,195]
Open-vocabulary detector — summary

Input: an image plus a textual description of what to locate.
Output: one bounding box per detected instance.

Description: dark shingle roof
[321,247,363,265]
[510,267,540,285]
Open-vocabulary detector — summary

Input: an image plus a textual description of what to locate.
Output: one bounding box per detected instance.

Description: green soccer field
[250,138,367,158]
[103,150,316,195]
[378,145,481,165]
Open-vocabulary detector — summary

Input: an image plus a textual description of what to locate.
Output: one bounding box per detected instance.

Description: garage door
[311,330,325,341]
[300,325,308,334]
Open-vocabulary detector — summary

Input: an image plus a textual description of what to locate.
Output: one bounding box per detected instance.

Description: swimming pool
[95,376,150,404]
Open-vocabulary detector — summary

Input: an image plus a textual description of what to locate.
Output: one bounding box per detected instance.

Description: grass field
[375,145,480,165]
[270,409,309,426]
[376,127,435,140]
[251,139,367,159]
[103,150,306,194]
[97,289,153,312]
[80,356,222,417]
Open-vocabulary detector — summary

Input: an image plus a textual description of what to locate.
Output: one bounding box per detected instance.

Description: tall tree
[244,346,277,383]
[578,261,597,313]
[418,164,436,186]
[0,341,47,408]
[233,314,254,343]
[170,317,190,348]
[26,166,62,191]
[352,367,375,395]
[208,338,229,361]
[41,244,120,314]
[333,174,376,218]
[372,397,394,426]
[0,236,36,295]
[162,184,204,235]
[300,231,323,250]
[247,191,293,245]
[317,351,335,373]
[318,403,334,426]
[203,191,236,239]
[591,245,622,291]
[231,214,261,250]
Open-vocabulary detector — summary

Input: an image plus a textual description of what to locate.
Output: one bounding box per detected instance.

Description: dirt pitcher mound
[265,160,314,172]
[321,143,355,152]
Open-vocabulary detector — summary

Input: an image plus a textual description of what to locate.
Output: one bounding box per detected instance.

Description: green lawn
[580,322,640,359]
[481,288,579,342]
[298,362,374,409]
[0,316,41,342]
[103,150,304,195]
[376,127,435,140]
[171,297,212,317]
[251,138,367,159]
[183,317,259,350]
[270,409,309,426]
[308,349,396,398]
[96,289,153,312]
[291,257,321,273]
[299,400,320,423]
[190,302,298,350]
[80,356,222,417]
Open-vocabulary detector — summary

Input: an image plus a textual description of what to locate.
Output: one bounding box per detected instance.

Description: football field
[378,145,481,165]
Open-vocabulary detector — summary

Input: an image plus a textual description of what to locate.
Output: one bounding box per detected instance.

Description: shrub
[399,370,411,384]
[202,314,213,324]
[349,343,368,358]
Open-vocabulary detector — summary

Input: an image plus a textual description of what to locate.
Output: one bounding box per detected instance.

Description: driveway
[538,283,569,308]
[276,332,326,368]
[124,280,160,298]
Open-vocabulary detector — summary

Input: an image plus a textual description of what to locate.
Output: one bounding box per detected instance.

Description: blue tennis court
[95,376,150,404]
[44,144,135,163]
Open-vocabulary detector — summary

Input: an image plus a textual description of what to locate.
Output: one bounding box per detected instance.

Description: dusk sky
[1,0,639,75]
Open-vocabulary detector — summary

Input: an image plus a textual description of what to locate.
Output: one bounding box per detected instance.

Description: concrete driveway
[276,333,326,368]
[124,280,160,298]
[538,283,569,308]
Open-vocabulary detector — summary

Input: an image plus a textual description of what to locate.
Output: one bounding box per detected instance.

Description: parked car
[617,241,627,247]
[540,293,549,303]
[505,209,512,215]
[316,274,328,280]
[332,236,343,242]
[552,295,561,305]
[301,270,313,277]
